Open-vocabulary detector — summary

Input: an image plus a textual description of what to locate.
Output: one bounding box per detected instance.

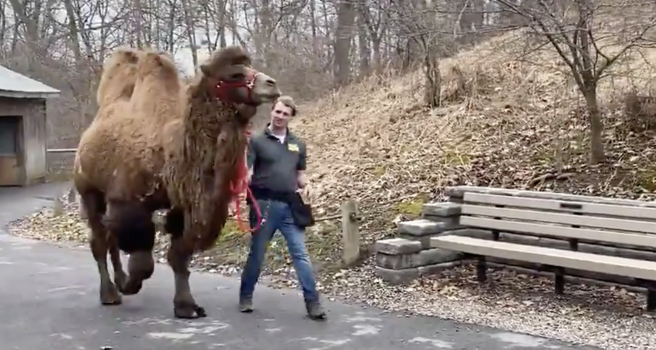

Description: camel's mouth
[212,70,280,106]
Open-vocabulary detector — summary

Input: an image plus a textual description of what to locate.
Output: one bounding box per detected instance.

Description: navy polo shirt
[247,126,306,194]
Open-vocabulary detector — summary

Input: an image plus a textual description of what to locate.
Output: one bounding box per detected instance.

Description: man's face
[270,101,293,129]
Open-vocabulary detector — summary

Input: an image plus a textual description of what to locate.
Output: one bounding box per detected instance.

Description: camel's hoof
[118,280,143,295]
[174,304,207,319]
[100,285,122,305]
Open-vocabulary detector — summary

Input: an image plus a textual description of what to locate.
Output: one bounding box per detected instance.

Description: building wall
[0,97,47,186]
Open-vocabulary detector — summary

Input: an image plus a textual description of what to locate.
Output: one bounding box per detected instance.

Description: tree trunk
[333,0,356,86]
[181,0,198,67]
[583,87,605,164]
[424,47,441,107]
[357,13,370,77]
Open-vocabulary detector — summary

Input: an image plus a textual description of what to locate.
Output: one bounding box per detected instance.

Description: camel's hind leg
[165,208,206,319]
[80,188,122,305]
[108,235,128,289]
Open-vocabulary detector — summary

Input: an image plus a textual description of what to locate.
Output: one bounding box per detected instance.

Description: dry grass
[292,30,656,248]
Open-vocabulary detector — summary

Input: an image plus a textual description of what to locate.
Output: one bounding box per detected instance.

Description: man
[240,95,327,320]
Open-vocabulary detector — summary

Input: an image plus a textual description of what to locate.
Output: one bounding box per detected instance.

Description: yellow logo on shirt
[288,143,299,152]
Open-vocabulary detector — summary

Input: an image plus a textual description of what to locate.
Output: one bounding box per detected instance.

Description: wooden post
[76,190,87,220]
[53,197,63,216]
[67,186,77,204]
[341,200,360,266]
[78,197,87,220]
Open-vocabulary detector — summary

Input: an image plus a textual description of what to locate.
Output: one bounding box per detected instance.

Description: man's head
[270,95,297,131]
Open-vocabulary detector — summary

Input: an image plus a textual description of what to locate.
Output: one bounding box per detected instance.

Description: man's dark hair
[272,95,297,117]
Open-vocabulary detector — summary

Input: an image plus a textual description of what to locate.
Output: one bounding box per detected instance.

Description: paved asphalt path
[0,182,600,350]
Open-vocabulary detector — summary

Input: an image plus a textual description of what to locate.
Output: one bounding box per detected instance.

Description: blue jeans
[239,199,320,302]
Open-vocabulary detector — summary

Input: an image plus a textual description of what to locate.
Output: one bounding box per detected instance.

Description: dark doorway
[0,116,22,186]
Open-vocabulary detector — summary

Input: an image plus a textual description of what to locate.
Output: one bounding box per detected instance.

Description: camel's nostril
[265,78,276,87]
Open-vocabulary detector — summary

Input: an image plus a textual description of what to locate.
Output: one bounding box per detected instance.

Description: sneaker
[239,298,253,313]
[305,300,327,320]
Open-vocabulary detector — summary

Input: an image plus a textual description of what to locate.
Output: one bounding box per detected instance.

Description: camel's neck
[182,78,248,172]
[186,81,229,135]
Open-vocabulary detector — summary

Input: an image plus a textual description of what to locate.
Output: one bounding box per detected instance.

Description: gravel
[7,201,656,350]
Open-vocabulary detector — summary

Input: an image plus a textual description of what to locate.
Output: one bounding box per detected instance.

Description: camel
[74,46,281,319]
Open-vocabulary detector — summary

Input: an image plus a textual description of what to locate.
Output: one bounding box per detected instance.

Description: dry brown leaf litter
[9,30,656,349]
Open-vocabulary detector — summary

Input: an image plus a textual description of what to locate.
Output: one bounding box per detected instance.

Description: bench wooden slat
[447,186,656,208]
[464,192,656,220]
[460,216,656,248]
[462,204,656,234]
[431,235,656,281]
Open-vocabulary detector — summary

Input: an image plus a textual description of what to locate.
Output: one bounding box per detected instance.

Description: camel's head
[199,46,281,106]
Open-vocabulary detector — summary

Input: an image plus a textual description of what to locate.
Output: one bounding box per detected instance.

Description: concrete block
[376,248,461,270]
[375,238,422,255]
[400,233,432,249]
[445,186,467,199]
[375,261,463,285]
[401,229,471,249]
[422,202,461,217]
[421,215,465,230]
[398,219,448,236]
[375,266,419,284]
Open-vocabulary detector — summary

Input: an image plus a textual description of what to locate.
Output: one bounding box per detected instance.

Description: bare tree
[387,0,443,107]
[0,0,539,150]
[494,0,656,164]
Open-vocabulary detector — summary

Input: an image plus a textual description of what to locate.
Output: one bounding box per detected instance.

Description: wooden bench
[431,189,656,311]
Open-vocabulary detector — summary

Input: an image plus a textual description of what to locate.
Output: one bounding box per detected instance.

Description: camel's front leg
[166,209,206,319]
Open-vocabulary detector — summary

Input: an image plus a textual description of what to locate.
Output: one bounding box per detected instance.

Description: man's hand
[297,170,308,189]
[297,184,311,203]
[297,171,310,201]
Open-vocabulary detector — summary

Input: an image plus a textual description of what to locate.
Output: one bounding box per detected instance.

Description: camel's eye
[229,72,246,80]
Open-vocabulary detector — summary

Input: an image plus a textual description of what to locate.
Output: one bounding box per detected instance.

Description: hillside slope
[293,31,656,240]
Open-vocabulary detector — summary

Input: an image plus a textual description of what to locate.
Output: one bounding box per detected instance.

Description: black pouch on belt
[289,192,315,229]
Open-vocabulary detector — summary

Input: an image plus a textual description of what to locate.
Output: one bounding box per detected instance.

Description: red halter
[215,69,262,232]
[215,69,256,104]
[228,129,262,233]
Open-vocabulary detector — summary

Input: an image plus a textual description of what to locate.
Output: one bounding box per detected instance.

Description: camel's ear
[200,63,212,77]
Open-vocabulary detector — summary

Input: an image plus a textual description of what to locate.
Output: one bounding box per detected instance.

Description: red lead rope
[228,130,262,233]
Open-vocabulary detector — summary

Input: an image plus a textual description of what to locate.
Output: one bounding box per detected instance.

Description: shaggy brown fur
[159,46,281,318]
[74,47,147,306]
[74,49,182,305]
[76,51,179,205]
[76,45,280,319]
